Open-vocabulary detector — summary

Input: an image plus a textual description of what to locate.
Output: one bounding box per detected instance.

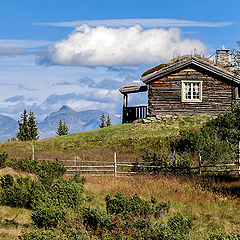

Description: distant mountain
[0,115,18,141]
[38,105,121,139]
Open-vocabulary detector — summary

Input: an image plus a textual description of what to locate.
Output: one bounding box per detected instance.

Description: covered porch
[119,85,147,123]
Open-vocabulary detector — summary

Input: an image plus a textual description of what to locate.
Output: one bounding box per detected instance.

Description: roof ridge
[140,56,240,85]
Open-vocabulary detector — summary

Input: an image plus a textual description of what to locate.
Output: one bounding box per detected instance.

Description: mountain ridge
[0,106,121,140]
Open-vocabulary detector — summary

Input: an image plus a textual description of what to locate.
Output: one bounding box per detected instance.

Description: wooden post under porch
[119,85,147,123]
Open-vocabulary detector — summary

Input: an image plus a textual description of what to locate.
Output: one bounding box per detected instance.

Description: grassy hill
[0,115,212,161]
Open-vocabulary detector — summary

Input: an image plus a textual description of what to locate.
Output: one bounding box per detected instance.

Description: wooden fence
[37,152,240,177]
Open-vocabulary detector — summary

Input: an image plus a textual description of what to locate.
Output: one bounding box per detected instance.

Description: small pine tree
[28,111,39,140]
[56,120,69,136]
[99,114,106,128]
[106,115,111,127]
[17,109,30,141]
[62,122,69,135]
[17,109,39,141]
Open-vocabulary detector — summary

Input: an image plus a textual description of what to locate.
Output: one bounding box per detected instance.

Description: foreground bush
[0,175,35,208]
[0,152,8,168]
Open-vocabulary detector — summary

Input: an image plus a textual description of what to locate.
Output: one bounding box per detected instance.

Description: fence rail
[57,153,240,176]
[15,143,240,177]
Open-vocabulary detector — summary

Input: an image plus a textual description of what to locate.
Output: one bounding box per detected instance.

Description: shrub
[7,156,39,173]
[37,160,66,189]
[19,229,63,240]
[106,192,169,219]
[165,212,193,240]
[0,175,34,208]
[31,201,65,228]
[82,207,112,231]
[106,192,153,217]
[208,232,240,240]
[0,174,14,189]
[0,152,8,168]
[50,179,84,209]
[140,148,171,173]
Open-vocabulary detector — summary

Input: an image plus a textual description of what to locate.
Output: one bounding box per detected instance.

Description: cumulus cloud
[38,24,208,66]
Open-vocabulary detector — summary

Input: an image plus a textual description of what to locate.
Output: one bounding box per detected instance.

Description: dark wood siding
[148,68,233,116]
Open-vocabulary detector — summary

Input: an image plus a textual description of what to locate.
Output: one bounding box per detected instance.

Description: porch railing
[122,106,147,123]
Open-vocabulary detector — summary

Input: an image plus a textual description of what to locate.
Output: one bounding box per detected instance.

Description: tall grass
[84,174,240,236]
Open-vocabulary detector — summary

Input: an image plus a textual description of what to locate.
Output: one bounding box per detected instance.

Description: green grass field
[0,115,239,239]
[0,115,212,161]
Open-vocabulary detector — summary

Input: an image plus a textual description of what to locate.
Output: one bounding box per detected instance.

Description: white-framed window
[236,87,240,99]
[181,81,202,102]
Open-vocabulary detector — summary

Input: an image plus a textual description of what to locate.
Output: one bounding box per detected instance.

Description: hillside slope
[0,115,212,159]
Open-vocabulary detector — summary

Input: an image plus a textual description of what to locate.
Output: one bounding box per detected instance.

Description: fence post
[238,141,240,175]
[198,153,202,176]
[32,145,34,160]
[173,150,176,173]
[75,157,77,172]
[114,152,117,177]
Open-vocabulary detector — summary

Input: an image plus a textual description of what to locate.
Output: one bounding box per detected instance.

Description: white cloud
[39,24,208,66]
[35,18,232,28]
[0,39,51,48]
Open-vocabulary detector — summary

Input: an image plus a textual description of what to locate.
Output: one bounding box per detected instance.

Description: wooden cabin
[119,47,240,123]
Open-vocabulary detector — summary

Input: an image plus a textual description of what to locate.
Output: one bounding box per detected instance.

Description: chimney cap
[216,46,229,53]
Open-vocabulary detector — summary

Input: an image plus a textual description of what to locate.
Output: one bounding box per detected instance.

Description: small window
[182,81,202,102]
[237,87,240,99]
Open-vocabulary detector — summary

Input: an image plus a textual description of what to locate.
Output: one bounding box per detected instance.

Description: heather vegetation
[0,104,239,239]
[0,155,238,239]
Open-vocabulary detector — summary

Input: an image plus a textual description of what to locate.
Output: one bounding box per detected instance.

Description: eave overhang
[119,85,147,94]
[140,57,240,86]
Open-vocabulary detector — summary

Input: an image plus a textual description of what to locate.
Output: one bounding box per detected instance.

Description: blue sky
[0,0,239,121]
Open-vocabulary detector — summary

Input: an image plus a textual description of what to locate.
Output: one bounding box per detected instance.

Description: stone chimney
[216,45,230,66]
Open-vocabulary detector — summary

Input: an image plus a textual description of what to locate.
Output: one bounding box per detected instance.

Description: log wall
[148,67,234,116]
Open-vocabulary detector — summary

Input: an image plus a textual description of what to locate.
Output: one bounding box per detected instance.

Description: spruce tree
[28,111,39,140]
[17,109,30,141]
[106,115,111,127]
[56,120,69,136]
[99,114,106,128]
[17,109,39,141]
[62,122,69,135]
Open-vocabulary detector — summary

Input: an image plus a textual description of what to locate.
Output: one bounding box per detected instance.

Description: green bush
[7,156,39,173]
[106,192,153,217]
[208,232,240,240]
[50,179,84,209]
[0,174,14,189]
[0,175,34,208]
[165,212,193,240]
[31,201,65,228]
[82,207,112,231]
[0,152,8,168]
[37,160,66,189]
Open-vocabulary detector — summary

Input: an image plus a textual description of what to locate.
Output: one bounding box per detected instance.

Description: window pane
[183,82,201,100]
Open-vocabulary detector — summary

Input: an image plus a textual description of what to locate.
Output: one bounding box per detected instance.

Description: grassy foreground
[0,168,239,239]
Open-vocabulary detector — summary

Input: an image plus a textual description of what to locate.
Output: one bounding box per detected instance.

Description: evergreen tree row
[56,119,69,136]
[99,114,111,128]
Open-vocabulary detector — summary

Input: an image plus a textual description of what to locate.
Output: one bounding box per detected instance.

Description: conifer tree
[17,109,29,141]
[62,122,69,135]
[99,114,106,128]
[106,115,111,127]
[28,111,39,140]
[56,120,69,136]
[17,109,39,141]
